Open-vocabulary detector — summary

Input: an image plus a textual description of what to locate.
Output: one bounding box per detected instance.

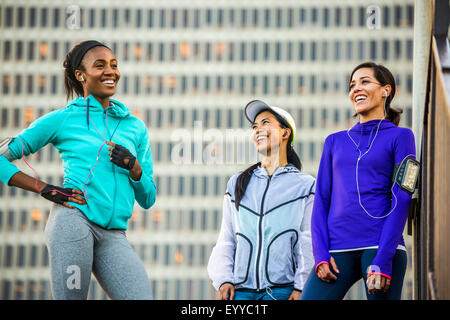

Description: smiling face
[251,111,289,156]
[349,67,390,122]
[75,46,120,100]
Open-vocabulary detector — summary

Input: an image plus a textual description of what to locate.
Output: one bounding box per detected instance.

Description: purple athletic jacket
[311,119,416,278]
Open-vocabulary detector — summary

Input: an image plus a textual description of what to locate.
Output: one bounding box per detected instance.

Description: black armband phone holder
[392,157,420,194]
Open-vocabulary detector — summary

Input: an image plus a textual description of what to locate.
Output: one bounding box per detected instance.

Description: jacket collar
[350,119,396,133]
[67,95,130,119]
[253,163,299,179]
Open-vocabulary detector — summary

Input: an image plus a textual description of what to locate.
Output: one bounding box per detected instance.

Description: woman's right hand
[217,283,235,300]
[40,184,87,209]
[317,257,340,283]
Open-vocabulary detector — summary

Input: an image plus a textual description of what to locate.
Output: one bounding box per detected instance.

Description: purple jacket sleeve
[370,129,416,278]
[311,135,333,272]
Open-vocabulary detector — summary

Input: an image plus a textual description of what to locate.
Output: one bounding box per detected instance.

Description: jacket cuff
[370,254,393,278]
[0,155,20,185]
[368,271,392,280]
[219,282,234,289]
[129,170,151,191]
[314,261,329,275]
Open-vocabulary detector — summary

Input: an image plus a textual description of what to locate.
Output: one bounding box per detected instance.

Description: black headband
[71,40,109,69]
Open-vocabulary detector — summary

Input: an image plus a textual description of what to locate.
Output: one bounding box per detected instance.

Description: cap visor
[244,100,271,123]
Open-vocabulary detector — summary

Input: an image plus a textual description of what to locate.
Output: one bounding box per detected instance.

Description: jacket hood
[67,95,131,119]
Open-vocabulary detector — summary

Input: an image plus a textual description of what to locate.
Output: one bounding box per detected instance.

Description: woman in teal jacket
[0,40,156,299]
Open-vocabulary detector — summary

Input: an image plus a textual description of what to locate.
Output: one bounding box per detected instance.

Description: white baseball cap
[244,100,296,146]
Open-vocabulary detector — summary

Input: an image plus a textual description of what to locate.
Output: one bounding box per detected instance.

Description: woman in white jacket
[207,100,315,300]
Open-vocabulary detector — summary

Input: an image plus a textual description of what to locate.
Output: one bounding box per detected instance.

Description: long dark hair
[349,62,402,126]
[234,110,302,210]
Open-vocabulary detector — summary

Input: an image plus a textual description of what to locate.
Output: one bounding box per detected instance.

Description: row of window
[0,244,48,268]
[0,137,328,178]
[140,106,355,131]
[0,242,214,269]
[0,101,413,133]
[0,5,414,30]
[0,70,414,98]
[0,205,224,233]
[1,38,415,63]
[0,277,215,300]
[1,279,50,300]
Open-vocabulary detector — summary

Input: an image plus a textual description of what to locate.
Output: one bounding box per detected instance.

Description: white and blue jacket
[207,164,315,292]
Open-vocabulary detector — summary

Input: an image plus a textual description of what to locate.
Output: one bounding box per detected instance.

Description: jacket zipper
[255,175,271,290]
[104,110,117,228]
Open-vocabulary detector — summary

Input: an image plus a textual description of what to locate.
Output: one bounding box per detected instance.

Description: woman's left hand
[366,272,391,294]
[288,289,301,300]
[106,141,142,180]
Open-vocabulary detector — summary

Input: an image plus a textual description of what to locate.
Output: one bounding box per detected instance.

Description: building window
[334,41,341,61]
[3,40,11,61]
[101,9,107,27]
[29,7,36,27]
[53,8,60,28]
[394,5,402,27]
[17,7,25,28]
[346,7,353,26]
[309,108,316,128]
[358,41,365,60]
[5,7,13,28]
[311,7,318,25]
[41,8,48,28]
[382,40,390,60]
[370,40,377,60]
[358,7,365,27]
[323,8,330,27]
[406,5,414,26]
[335,7,341,26]
[310,41,317,61]
[407,39,413,60]
[383,6,390,27]
[3,75,10,94]
[394,39,402,59]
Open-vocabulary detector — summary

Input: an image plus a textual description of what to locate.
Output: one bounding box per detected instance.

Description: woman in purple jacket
[301,62,417,300]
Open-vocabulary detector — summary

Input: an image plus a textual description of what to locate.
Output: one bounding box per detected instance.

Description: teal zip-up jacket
[0,95,156,230]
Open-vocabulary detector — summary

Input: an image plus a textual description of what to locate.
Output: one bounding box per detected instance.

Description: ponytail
[286,144,302,171]
[234,163,261,210]
[385,105,403,126]
[63,44,86,100]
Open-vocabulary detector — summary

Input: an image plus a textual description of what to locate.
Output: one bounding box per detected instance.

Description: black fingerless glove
[40,184,73,205]
[110,144,136,170]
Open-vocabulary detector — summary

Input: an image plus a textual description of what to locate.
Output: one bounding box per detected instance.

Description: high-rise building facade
[0,0,415,299]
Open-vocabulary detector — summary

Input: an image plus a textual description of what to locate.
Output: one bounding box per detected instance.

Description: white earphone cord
[347,95,414,219]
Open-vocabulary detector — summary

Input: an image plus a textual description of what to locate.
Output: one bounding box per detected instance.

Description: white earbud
[81,76,85,82]
[384,90,388,97]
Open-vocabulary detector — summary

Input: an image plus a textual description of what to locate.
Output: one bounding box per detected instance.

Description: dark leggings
[301,249,407,300]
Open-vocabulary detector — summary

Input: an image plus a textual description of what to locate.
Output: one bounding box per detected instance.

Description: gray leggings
[44,205,152,300]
